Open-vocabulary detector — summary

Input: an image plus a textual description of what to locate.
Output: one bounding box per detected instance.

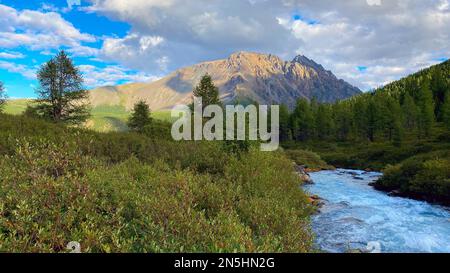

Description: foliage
[281,60,449,144]
[285,149,334,171]
[0,114,314,252]
[192,74,221,109]
[35,50,90,125]
[127,101,153,133]
[375,150,450,205]
[443,92,450,129]
[0,81,6,112]
[283,60,450,204]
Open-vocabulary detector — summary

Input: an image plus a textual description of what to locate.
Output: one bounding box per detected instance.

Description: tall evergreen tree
[128,101,153,133]
[352,98,368,140]
[385,97,403,142]
[402,92,419,132]
[0,81,6,112]
[279,104,291,142]
[430,69,448,121]
[442,91,450,129]
[315,104,334,140]
[291,99,314,141]
[193,74,221,109]
[333,102,352,141]
[36,50,90,124]
[417,78,435,138]
[365,98,378,142]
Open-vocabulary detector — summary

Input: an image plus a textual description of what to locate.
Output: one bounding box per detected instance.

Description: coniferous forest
[282,60,450,205]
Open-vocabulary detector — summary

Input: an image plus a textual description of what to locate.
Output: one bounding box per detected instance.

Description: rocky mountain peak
[292,55,325,71]
[90,51,361,111]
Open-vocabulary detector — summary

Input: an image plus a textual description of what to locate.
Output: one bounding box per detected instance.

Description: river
[305,169,450,253]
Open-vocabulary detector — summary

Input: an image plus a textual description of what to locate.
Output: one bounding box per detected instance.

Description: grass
[3,99,32,115]
[4,99,173,132]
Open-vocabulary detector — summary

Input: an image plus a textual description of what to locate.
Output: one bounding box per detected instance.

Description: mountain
[89,51,361,110]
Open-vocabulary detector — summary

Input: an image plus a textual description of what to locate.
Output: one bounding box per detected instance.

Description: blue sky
[0,0,449,98]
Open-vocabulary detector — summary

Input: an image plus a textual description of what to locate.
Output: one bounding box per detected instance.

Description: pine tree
[310,97,319,137]
[291,99,314,141]
[442,91,450,130]
[365,98,378,142]
[402,92,419,132]
[333,102,352,141]
[128,100,153,133]
[417,78,435,138]
[0,81,6,112]
[315,103,334,140]
[386,97,403,143]
[352,98,368,140]
[430,69,448,121]
[193,74,221,109]
[279,104,291,142]
[36,50,90,124]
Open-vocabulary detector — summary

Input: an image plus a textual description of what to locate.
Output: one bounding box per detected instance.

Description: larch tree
[417,78,435,138]
[279,104,291,142]
[193,74,221,109]
[402,92,419,132]
[442,91,450,129]
[0,81,6,112]
[128,100,153,133]
[36,50,90,124]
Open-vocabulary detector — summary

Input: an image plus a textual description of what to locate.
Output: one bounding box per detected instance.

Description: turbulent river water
[306,169,450,253]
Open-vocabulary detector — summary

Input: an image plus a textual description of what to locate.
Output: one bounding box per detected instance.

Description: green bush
[0,114,314,253]
[375,150,450,205]
[285,149,334,170]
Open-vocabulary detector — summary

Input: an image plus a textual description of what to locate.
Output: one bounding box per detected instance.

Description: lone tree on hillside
[0,81,6,112]
[193,74,221,109]
[36,50,90,124]
[128,100,153,133]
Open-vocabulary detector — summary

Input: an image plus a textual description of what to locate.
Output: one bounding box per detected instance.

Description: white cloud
[2,1,449,92]
[0,60,36,79]
[0,51,25,59]
[279,0,450,90]
[79,64,159,87]
[83,0,450,90]
[100,33,169,71]
[88,0,295,73]
[0,4,96,55]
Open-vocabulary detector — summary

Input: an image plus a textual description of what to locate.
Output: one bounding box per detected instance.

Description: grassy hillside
[0,113,314,253]
[3,99,32,115]
[4,100,172,132]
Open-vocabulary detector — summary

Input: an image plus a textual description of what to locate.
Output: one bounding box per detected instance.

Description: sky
[0,0,449,98]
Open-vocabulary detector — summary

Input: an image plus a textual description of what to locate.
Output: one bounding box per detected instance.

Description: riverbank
[306,169,450,253]
[284,135,450,208]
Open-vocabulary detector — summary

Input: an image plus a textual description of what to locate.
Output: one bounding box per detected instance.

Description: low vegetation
[0,112,314,252]
[285,149,334,171]
[374,150,450,206]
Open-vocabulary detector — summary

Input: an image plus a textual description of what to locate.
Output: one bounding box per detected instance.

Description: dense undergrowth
[0,114,314,253]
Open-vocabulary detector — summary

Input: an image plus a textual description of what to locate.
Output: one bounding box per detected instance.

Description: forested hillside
[281,60,450,143]
[282,60,450,205]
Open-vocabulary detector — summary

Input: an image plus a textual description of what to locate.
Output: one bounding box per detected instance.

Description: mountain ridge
[89,51,361,110]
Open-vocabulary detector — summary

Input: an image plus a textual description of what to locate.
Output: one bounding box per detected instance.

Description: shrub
[285,149,334,171]
[375,150,450,205]
[0,114,314,252]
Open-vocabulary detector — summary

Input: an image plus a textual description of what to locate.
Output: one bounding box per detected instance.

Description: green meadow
[4,99,173,132]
